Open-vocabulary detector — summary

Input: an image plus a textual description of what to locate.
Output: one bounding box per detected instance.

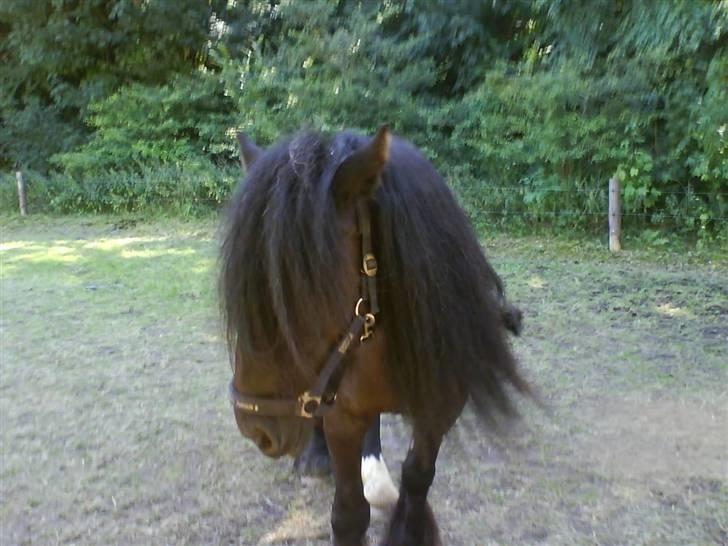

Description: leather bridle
[228,200,379,419]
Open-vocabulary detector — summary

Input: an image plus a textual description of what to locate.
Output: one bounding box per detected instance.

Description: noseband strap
[229,200,379,419]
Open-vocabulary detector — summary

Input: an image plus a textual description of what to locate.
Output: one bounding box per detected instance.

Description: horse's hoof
[384,497,441,546]
[361,454,399,509]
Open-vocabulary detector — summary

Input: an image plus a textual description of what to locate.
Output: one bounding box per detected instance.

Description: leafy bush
[0,164,238,215]
[51,73,235,178]
[215,1,438,147]
[0,0,225,172]
[444,2,727,236]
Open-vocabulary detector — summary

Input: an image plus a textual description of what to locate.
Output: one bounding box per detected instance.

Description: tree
[0,0,223,171]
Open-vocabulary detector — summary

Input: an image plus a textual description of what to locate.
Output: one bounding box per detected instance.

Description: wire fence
[473,211,728,220]
[8,171,728,223]
[462,186,727,197]
[459,185,728,222]
[64,199,726,221]
[68,197,728,224]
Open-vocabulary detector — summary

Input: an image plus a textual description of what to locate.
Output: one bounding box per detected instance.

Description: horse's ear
[236,131,262,171]
[332,125,391,207]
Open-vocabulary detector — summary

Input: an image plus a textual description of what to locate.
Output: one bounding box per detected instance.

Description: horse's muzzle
[233,407,311,458]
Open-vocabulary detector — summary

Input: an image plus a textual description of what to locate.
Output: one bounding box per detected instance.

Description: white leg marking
[361,454,398,511]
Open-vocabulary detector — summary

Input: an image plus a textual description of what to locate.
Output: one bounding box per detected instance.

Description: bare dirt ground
[1,216,726,545]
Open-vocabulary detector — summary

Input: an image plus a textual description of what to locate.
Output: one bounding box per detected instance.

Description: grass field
[1,216,726,546]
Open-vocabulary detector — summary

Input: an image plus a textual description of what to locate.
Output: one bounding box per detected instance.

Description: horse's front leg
[325,411,372,546]
[382,428,443,546]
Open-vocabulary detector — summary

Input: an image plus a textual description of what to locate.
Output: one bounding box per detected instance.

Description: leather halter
[228,200,379,419]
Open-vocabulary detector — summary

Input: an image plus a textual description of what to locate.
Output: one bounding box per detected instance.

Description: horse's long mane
[220,132,350,368]
[221,130,530,425]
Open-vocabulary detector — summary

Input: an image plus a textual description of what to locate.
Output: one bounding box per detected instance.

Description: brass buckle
[355,298,376,341]
[361,313,376,342]
[297,391,321,419]
[362,253,378,277]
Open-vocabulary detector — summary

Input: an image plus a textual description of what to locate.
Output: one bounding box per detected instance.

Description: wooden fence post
[609,177,621,252]
[16,171,27,216]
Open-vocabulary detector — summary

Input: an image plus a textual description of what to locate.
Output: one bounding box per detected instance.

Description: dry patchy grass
[1,216,726,545]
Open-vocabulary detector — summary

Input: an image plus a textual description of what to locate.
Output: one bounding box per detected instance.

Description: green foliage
[52,73,234,177]
[0,164,238,215]
[0,0,224,171]
[446,0,727,236]
[216,0,439,145]
[1,0,726,238]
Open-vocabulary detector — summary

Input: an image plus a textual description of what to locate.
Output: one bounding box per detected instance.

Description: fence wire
[91,191,728,222]
[471,187,728,197]
[10,175,728,223]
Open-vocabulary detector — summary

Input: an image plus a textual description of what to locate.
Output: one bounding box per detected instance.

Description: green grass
[1,216,726,545]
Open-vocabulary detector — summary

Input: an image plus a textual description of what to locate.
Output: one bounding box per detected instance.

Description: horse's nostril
[253,427,278,455]
[256,431,272,452]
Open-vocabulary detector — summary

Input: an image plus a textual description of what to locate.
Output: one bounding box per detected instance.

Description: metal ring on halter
[355,297,365,317]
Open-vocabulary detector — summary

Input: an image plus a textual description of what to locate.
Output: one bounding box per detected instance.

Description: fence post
[16,171,27,216]
[609,177,621,252]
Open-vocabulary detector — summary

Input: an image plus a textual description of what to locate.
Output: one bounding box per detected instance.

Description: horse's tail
[490,275,523,337]
[502,301,523,337]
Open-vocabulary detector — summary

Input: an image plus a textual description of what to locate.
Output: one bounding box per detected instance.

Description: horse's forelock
[221,131,353,373]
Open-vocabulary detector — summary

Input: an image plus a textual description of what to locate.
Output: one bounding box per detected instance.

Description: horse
[221,126,532,545]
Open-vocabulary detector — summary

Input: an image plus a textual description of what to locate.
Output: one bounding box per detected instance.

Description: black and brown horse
[220,126,531,545]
